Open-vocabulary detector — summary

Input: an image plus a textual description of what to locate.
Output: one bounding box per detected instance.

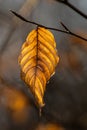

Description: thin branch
[10,10,87,41]
[55,0,87,19]
[60,21,69,31]
[60,21,87,41]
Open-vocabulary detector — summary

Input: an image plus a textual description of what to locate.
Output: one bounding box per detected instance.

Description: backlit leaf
[18,27,59,108]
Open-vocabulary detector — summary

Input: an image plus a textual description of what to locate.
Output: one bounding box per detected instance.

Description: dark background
[0,0,87,130]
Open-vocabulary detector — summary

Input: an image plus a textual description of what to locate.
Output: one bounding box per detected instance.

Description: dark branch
[10,10,45,27]
[60,21,69,32]
[10,10,87,41]
[55,0,87,19]
[60,22,87,41]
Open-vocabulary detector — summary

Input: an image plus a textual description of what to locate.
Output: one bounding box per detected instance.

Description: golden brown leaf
[18,27,59,108]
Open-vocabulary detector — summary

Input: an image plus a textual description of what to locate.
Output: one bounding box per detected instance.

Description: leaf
[18,27,59,108]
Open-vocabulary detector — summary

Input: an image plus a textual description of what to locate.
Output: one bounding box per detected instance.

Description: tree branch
[60,21,69,31]
[60,21,87,41]
[10,10,87,41]
[55,0,87,19]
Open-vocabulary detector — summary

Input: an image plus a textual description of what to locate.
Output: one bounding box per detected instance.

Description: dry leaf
[18,27,59,108]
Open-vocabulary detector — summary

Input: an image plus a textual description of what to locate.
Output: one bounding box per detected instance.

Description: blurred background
[0,0,87,129]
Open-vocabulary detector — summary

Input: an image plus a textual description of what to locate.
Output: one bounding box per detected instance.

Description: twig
[10,10,87,41]
[60,21,69,31]
[55,0,87,19]
[60,21,87,41]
